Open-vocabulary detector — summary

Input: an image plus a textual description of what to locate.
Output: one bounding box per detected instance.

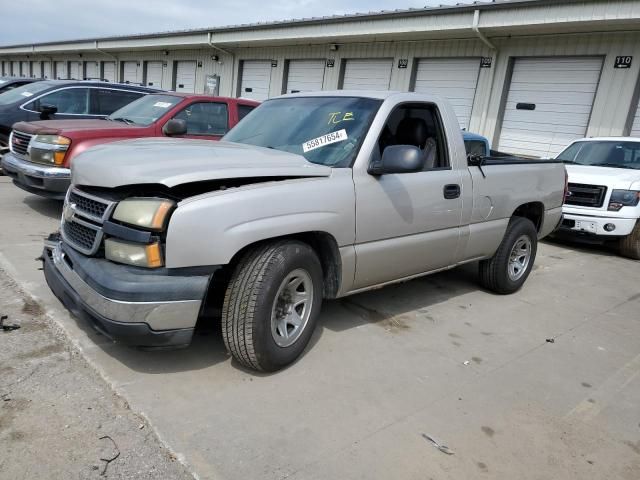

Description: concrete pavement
[1,176,639,479]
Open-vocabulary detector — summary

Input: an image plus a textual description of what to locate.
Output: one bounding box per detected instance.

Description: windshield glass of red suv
[107,94,182,126]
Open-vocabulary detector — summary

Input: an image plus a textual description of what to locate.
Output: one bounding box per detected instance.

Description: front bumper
[559,212,637,238]
[43,240,212,347]
[1,152,70,200]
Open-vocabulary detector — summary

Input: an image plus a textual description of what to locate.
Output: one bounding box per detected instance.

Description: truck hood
[565,164,640,190]
[72,138,332,188]
[13,119,143,136]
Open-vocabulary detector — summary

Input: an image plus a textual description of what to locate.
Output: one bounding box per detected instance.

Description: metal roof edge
[0,0,593,50]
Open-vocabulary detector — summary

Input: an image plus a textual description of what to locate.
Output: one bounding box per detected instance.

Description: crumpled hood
[72,138,332,188]
[566,164,640,190]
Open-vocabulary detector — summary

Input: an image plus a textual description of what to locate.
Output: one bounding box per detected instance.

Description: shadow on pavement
[321,263,480,333]
[23,195,63,220]
[65,311,230,374]
[543,235,618,257]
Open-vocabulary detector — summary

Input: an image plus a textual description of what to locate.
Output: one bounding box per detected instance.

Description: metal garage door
[240,61,272,100]
[69,62,81,80]
[31,61,41,78]
[12,61,19,76]
[341,59,393,91]
[122,61,141,84]
[413,58,480,130]
[20,61,29,77]
[285,60,325,93]
[146,61,163,88]
[42,62,52,79]
[497,57,603,158]
[175,61,197,93]
[102,62,116,82]
[85,61,99,80]
[55,61,67,79]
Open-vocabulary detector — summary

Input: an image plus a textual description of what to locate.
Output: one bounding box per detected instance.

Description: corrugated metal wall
[2,30,640,145]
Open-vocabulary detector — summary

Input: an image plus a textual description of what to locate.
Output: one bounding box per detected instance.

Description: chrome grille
[565,183,607,208]
[69,190,109,220]
[61,188,116,255]
[63,220,98,252]
[9,130,33,157]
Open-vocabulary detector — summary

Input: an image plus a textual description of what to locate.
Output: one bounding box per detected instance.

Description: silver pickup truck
[43,91,565,371]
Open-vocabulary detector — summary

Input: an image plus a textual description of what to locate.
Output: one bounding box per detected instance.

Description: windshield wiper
[110,117,135,125]
[560,160,578,164]
[591,163,637,169]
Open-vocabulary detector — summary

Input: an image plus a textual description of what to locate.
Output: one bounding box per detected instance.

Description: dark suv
[0,77,40,94]
[0,80,159,150]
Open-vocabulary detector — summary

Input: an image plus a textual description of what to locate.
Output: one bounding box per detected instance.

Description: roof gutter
[472,10,496,50]
[94,41,117,60]
[472,9,497,136]
[208,32,236,96]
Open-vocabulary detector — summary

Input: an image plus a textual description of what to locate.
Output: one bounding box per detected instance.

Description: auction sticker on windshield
[153,102,173,108]
[303,129,347,153]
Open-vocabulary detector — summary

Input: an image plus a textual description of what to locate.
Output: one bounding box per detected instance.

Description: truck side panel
[165,170,356,268]
[457,163,565,261]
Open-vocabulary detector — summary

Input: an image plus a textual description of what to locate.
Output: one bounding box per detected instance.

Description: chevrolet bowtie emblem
[63,202,77,222]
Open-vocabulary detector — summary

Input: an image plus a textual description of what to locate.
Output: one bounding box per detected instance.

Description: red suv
[2,93,259,199]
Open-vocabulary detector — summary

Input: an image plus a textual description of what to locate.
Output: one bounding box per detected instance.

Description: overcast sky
[1,0,463,46]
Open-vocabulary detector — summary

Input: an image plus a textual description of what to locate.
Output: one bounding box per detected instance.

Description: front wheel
[221,240,323,372]
[619,221,640,260]
[479,217,538,294]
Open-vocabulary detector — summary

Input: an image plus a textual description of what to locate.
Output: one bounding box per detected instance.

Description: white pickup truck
[557,137,640,259]
[43,91,566,371]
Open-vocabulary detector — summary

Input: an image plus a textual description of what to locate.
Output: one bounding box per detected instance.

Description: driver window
[375,103,449,171]
[173,102,229,135]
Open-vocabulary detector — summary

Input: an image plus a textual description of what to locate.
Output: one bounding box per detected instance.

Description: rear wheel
[619,221,640,260]
[221,240,323,372]
[479,217,538,294]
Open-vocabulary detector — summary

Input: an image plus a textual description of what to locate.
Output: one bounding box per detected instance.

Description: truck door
[352,103,464,289]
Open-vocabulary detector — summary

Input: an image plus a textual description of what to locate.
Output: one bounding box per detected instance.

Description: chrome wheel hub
[271,269,314,348]
[508,235,532,281]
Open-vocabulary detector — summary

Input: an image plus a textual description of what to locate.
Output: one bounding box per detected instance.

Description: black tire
[479,217,538,294]
[221,240,323,372]
[619,221,640,260]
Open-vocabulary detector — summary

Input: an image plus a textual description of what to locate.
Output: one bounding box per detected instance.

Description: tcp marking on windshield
[328,112,355,124]
[303,129,348,153]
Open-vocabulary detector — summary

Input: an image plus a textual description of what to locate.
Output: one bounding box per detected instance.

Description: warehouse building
[2,0,640,157]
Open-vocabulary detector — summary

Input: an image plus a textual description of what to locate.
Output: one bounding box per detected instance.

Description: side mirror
[38,104,58,120]
[162,118,187,137]
[369,145,424,175]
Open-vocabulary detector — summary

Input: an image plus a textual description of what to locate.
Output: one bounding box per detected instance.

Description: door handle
[443,184,461,199]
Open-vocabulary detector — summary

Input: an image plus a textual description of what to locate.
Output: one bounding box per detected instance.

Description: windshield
[223,96,383,167]
[557,141,640,170]
[106,94,182,126]
[0,81,52,106]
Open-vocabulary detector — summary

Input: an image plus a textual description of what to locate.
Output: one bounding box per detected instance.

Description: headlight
[30,134,71,165]
[112,198,175,230]
[105,239,163,268]
[608,190,640,211]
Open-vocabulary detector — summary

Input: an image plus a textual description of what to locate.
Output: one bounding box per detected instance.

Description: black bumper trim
[44,248,194,348]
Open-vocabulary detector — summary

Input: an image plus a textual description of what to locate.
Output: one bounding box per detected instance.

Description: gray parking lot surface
[0,266,194,479]
[1,176,639,480]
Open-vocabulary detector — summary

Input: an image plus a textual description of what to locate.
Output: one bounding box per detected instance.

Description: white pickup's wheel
[479,217,538,294]
[619,221,640,260]
[222,240,323,372]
